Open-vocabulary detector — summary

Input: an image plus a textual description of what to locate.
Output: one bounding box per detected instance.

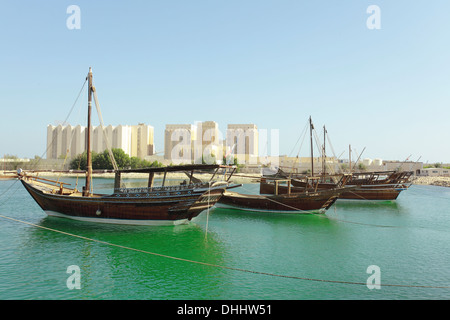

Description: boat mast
[322,125,326,177]
[349,144,352,173]
[84,67,93,196]
[309,116,314,177]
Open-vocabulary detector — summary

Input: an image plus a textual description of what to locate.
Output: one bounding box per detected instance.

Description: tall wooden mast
[322,125,326,176]
[84,67,93,196]
[349,144,352,173]
[309,116,314,177]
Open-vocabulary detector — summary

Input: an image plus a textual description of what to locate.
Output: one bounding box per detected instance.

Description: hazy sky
[1,1,449,164]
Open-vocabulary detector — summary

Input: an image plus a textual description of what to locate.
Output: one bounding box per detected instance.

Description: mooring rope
[232,184,404,228]
[0,212,448,289]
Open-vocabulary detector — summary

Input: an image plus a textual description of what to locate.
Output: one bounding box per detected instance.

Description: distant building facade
[226,124,258,164]
[417,167,449,177]
[164,124,197,163]
[46,124,155,159]
[164,122,223,164]
[164,122,259,164]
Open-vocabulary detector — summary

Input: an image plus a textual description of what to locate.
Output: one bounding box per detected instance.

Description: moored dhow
[288,171,413,201]
[19,68,238,225]
[217,176,354,214]
[19,165,236,225]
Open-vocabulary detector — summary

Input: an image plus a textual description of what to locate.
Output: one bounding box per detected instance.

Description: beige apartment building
[47,123,155,159]
[164,122,222,164]
[226,124,258,164]
[164,122,259,164]
[164,124,197,162]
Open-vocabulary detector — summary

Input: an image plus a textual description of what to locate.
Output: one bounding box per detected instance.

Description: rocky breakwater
[411,176,450,188]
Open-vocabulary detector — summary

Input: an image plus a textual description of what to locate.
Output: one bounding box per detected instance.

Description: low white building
[418,168,450,177]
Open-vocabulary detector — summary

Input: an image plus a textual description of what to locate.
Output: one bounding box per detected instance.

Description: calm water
[0,177,450,300]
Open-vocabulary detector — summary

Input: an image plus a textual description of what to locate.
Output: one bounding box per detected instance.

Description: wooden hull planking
[21,179,225,225]
[217,189,340,214]
[286,180,408,201]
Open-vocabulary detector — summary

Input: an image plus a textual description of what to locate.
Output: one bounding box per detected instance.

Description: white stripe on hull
[214,203,325,214]
[44,211,189,226]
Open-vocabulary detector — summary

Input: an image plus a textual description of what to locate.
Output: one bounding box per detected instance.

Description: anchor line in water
[236,184,398,227]
[0,213,449,289]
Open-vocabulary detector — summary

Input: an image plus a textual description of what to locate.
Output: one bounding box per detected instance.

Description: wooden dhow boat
[217,176,354,214]
[19,68,237,225]
[285,170,412,201]
[268,117,413,201]
[19,164,235,225]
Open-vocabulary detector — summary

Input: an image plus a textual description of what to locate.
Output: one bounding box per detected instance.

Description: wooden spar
[309,116,314,177]
[349,144,352,173]
[84,67,93,196]
[353,147,366,172]
[322,125,326,177]
[209,167,219,181]
[162,170,167,186]
[114,171,121,190]
[148,172,154,188]
[188,170,194,184]
[227,167,237,181]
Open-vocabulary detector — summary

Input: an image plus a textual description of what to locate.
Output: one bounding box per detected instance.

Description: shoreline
[6,171,450,187]
[410,176,450,188]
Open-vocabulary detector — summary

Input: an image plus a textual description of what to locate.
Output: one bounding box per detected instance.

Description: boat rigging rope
[91,80,118,171]
[0,212,448,289]
[235,184,401,228]
[204,181,211,240]
[33,78,87,169]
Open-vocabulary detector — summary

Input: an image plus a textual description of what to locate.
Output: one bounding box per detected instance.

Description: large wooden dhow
[19,165,235,225]
[19,68,237,225]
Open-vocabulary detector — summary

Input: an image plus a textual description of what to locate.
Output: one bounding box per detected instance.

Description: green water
[0,177,450,300]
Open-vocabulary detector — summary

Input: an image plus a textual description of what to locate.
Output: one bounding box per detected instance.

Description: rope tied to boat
[0,212,448,289]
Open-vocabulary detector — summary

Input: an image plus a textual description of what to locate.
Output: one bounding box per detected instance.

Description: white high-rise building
[193,121,221,164]
[164,124,197,163]
[46,124,155,159]
[226,124,258,164]
[131,123,155,159]
[113,125,132,156]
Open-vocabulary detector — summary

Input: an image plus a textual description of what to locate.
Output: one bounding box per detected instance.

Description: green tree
[70,148,164,170]
[92,150,113,169]
[70,152,91,170]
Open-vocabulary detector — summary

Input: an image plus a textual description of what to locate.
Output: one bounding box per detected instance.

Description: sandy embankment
[411,176,450,188]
